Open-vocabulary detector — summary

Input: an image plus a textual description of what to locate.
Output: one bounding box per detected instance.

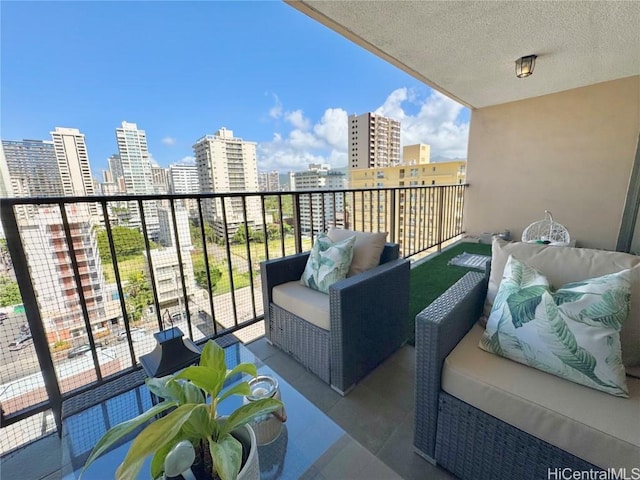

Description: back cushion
[484,237,640,370]
[327,228,388,277]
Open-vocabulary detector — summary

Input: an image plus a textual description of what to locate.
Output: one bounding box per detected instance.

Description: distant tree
[232,223,254,244]
[124,271,152,323]
[264,195,293,218]
[282,222,293,236]
[189,220,215,248]
[0,277,21,307]
[251,229,265,243]
[193,257,223,290]
[96,226,156,262]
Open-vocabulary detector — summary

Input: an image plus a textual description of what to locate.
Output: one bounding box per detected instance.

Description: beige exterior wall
[402,144,431,165]
[464,76,640,250]
[350,160,465,189]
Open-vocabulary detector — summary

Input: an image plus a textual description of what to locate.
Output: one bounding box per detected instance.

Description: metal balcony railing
[0,184,467,453]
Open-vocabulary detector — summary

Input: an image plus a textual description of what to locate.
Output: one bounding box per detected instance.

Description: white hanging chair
[521,210,570,245]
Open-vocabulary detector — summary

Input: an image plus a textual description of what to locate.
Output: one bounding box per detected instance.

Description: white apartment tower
[291,164,346,235]
[169,163,200,195]
[157,206,193,251]
[258,171,280,192]
[50,127,100,221]
[169,162,200,214]
[193,128,262,239]
[115,121,159,237]
[116,122,154,194]
[348,113,401,169]
[50,128,95,197]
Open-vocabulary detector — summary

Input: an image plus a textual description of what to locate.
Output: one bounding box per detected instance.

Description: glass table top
[60,341,398,479]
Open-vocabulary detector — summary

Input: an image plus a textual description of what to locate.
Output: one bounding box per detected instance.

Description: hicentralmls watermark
[548,468,640,480]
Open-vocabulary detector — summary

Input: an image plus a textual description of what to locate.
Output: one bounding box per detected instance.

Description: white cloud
[377,88,469,159]
[179,156,195,164]
[258,87,469,172]
[313,108,348,151]
[161,136,177,146]
[284,110,311,131]
[268,93,283,119]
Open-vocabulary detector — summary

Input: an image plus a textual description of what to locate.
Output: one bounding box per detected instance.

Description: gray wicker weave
[261,243,410,394]
[414,271,601,479]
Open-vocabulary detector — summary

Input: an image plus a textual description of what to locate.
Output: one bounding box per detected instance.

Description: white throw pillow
[480,255,630,397]
[300,233,356,293]
[484,237,640,371]
[327,227,387,276]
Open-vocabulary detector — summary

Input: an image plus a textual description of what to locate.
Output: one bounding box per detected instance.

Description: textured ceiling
[287,1,640,109]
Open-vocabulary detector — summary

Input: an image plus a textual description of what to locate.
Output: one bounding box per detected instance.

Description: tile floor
[245,338,455,480]
[0,338,456,480]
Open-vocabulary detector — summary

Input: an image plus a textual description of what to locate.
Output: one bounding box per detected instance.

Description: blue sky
[1,1,470,176]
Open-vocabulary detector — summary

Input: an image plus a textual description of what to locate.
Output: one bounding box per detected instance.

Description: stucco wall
[464,76,640,250]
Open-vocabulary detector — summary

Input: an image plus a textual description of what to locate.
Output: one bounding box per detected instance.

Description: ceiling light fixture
[515,55,537,78]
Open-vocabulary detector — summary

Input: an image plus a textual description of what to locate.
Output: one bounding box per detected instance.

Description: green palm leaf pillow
[300,233,356,293]
[479,255,631,397]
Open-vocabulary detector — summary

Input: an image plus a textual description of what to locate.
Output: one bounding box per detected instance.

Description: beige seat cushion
[443,324,640,470]
[484,237,640,369]
[272,281,330,330]
[327,227,387,277]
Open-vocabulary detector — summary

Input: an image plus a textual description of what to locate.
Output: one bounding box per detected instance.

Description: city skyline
[1,1,470,177]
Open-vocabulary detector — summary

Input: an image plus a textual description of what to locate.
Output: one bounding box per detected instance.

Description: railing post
[437,186,445,252]
[292,193,302,253]
[0,203,63,434]
[390,188,396,244]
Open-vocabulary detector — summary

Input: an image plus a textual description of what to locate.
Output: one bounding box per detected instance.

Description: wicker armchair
[260,243,409,394]
[414,271,602,480]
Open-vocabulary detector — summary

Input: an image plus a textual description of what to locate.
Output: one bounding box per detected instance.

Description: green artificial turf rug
[407,242,492,345]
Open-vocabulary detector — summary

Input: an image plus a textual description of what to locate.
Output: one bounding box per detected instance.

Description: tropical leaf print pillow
[300,233,356,293]
[479,255,630,397]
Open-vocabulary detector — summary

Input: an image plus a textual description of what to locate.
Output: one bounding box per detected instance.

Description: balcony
[0,185,466,469]
[2,2,639,478]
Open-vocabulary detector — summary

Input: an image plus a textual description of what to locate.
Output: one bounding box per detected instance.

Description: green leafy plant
[82,340,283,480]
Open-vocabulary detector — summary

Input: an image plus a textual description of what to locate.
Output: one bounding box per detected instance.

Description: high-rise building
[21,206,107,343]
[291,164,346,235]
[1,139,62,198]
[116,122,154,195]
[50,128,95,198]
[0,147,11,198]
[169,162,200,215]
[115,122,159,237]
[157,206,192,250]
[258,171,280,192]
[151,165,169,194]
[193,128,263,239]
[50,127,100,221]
[349,143,466,254]
[107,154,125,193]
[348,113,401,170]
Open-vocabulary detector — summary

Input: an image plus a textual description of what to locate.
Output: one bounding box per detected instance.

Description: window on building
[431,180,436,185]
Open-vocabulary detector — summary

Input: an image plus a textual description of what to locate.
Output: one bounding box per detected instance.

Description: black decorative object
[139,327,201,377]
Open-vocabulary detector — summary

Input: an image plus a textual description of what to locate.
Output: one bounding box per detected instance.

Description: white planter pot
[235,423,260,480]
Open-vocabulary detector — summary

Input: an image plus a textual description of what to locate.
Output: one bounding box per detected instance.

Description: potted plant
[82,340,283,480]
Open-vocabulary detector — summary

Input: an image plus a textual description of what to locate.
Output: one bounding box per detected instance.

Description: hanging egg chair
[521,210,570,245]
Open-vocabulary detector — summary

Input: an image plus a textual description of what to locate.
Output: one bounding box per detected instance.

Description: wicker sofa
[261,241,409,394]
[414,239,640,479]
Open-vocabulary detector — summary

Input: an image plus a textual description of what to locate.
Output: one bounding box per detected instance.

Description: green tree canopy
[189,221,215,248]
[96,226,153,263]
[232,223,254,244]
[0,277,21,307]
[124,271,153,323]
[193,256,223,290]
[264,195,293,218]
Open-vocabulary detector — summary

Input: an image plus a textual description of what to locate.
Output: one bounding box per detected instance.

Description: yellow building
[347,144,466,255]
